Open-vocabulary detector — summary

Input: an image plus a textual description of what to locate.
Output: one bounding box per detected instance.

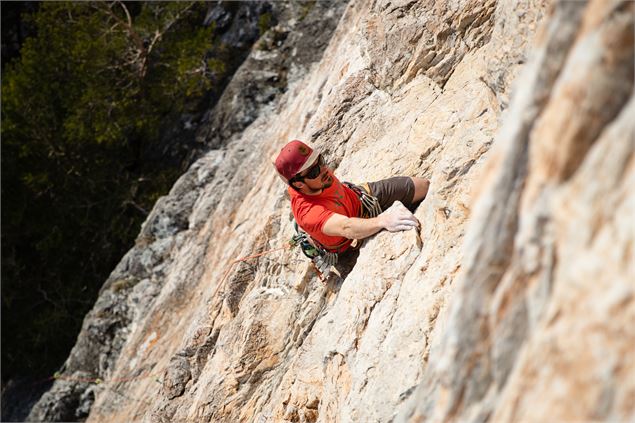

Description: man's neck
[300,187,324,196]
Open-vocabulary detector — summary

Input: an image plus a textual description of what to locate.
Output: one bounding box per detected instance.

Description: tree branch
[144,2,197,75]
[122,200,148,216]
[37,286,62,310]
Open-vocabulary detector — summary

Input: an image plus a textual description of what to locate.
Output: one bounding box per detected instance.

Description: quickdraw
[290,222,338,270]
[343,182,382,219]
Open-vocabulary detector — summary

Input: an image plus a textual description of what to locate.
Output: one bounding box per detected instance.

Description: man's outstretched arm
[322,203,420,240]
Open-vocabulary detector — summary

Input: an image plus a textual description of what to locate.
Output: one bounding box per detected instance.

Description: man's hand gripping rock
[378,201,420,232]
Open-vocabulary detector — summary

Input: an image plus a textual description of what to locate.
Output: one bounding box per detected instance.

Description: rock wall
[29,0,634,421]
[401,0,634,421]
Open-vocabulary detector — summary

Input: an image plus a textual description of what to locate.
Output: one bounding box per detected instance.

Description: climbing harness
[290,221,338,275]
[290,182,382,277]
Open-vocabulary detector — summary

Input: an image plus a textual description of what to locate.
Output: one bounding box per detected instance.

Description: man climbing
[273,140,429,270]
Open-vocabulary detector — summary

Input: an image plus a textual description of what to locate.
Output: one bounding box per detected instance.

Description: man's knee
[410,177,430,203]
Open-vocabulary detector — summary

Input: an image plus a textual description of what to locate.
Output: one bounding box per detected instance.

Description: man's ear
[290,180,304,192]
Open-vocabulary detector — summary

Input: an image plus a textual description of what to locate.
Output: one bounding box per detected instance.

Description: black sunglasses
[291,155,323,183]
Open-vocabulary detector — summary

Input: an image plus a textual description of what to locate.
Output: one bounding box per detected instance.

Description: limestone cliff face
[29,0,634,422]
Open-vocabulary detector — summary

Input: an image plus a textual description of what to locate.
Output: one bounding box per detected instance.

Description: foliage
[1,1,213,380]
[298,0,316,21]
[258,12,273,36]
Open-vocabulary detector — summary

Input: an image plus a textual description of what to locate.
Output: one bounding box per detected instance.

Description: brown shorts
[364,176,416,212]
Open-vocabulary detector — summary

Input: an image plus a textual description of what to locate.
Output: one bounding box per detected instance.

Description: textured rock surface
[29,0,634,421]
[400,0,634,421]
[193,0,348,154]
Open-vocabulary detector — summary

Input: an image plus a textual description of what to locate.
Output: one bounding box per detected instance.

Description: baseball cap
[273,140,320,184]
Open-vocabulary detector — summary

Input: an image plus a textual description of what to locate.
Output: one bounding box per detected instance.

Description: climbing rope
[51,370,161,385]
[210,243,294,300]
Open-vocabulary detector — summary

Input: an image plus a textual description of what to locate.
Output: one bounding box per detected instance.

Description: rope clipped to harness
[290,222,338,274]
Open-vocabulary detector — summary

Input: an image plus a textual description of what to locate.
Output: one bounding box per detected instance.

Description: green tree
[2,1,214,380]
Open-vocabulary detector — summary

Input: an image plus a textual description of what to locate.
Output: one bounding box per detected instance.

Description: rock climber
[273,140,429,268]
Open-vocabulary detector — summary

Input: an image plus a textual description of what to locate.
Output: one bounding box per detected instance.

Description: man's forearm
[340,216,385,240]
[322,205,419,240]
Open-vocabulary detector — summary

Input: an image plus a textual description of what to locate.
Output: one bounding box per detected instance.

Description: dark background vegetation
[1,1,272,416]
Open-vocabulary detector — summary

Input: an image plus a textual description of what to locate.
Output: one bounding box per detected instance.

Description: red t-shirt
[289,170,361,252]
